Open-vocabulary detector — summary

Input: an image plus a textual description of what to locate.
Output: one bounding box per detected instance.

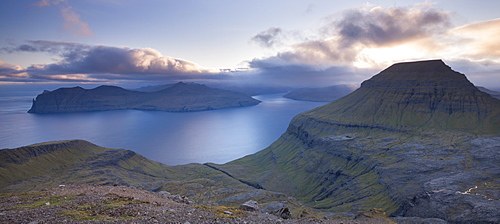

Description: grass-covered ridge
[213,60,500,223]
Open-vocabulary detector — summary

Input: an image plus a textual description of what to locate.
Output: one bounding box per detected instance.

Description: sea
[0,85,327,165]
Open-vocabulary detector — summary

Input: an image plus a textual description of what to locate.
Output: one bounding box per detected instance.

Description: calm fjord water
[0,91,327,165]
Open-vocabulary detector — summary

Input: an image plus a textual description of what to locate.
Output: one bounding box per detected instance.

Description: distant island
[28,82,261,113]
[283,85,356,102]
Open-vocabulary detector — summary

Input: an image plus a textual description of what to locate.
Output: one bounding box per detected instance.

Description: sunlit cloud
[246,3,500,88]
[250,3,451,70]
[447,18,500,61]
[33,0,93,37]
[0,41,219,83]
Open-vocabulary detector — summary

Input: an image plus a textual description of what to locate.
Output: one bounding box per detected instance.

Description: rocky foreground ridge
[28,82,261,113]
[0,140,400,223]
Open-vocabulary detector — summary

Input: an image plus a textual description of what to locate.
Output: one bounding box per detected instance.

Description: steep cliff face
[214,60,500,223]
[28,82,261,113]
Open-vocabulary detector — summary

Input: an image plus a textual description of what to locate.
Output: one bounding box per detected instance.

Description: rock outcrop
[28,82,261,113]
[213,60,500,223]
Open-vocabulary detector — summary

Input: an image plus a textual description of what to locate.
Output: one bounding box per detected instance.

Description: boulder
[239,200,259,211]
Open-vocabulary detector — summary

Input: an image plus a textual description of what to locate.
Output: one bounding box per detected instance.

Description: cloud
[0,61,29,80]
[251,4,452,70]
[250,27,283,48]
[33,0,93,37]
[234,64,373,87]
[0,41,219,83]
[0,60,93,83]
[448,18,500,60]
[59,5,93,37]
[245,3,499,87]
[334,5,450,48]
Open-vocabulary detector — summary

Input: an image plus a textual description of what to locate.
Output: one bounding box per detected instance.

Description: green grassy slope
[0,140,312,217]
[214,60,500,222]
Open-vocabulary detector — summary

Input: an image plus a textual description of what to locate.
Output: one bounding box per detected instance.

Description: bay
[0,91,327,165]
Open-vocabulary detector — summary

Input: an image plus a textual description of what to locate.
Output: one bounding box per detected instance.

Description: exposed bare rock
[239,200,260,211]
[0,184,393,223]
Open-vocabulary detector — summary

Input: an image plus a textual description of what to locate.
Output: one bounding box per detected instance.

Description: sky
[0,0,499,89]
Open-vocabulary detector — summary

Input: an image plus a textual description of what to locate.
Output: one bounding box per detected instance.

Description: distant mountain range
[283,85,357,102]
[4,60,500,223]
[136,83,293,96]
[28,82,261,113]
[478,86,500,99]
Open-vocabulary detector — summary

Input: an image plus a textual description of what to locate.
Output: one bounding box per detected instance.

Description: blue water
[0,88,327,165]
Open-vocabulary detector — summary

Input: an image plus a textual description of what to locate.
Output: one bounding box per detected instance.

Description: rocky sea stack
[28,82,261,113]
[214,59,500,223]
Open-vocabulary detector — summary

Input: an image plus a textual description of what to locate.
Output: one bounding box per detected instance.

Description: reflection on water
[0,93,327,165]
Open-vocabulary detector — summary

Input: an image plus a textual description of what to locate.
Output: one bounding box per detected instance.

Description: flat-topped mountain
[283,85,356,102]
[28,82,261,113]
[303,59,500,134]
[212,60,500,223]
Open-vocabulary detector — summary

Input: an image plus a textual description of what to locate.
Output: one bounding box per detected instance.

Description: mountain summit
[303,59,500,134]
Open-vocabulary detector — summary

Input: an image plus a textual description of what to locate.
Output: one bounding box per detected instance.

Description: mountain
[0,140,314,218]
[211,60,500,223]
[133,83,176,92]
[283,85,357,102]
[478,86,500,99]
[135,83,293,96]
[208,84,293,96]
[28,82,261,113]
